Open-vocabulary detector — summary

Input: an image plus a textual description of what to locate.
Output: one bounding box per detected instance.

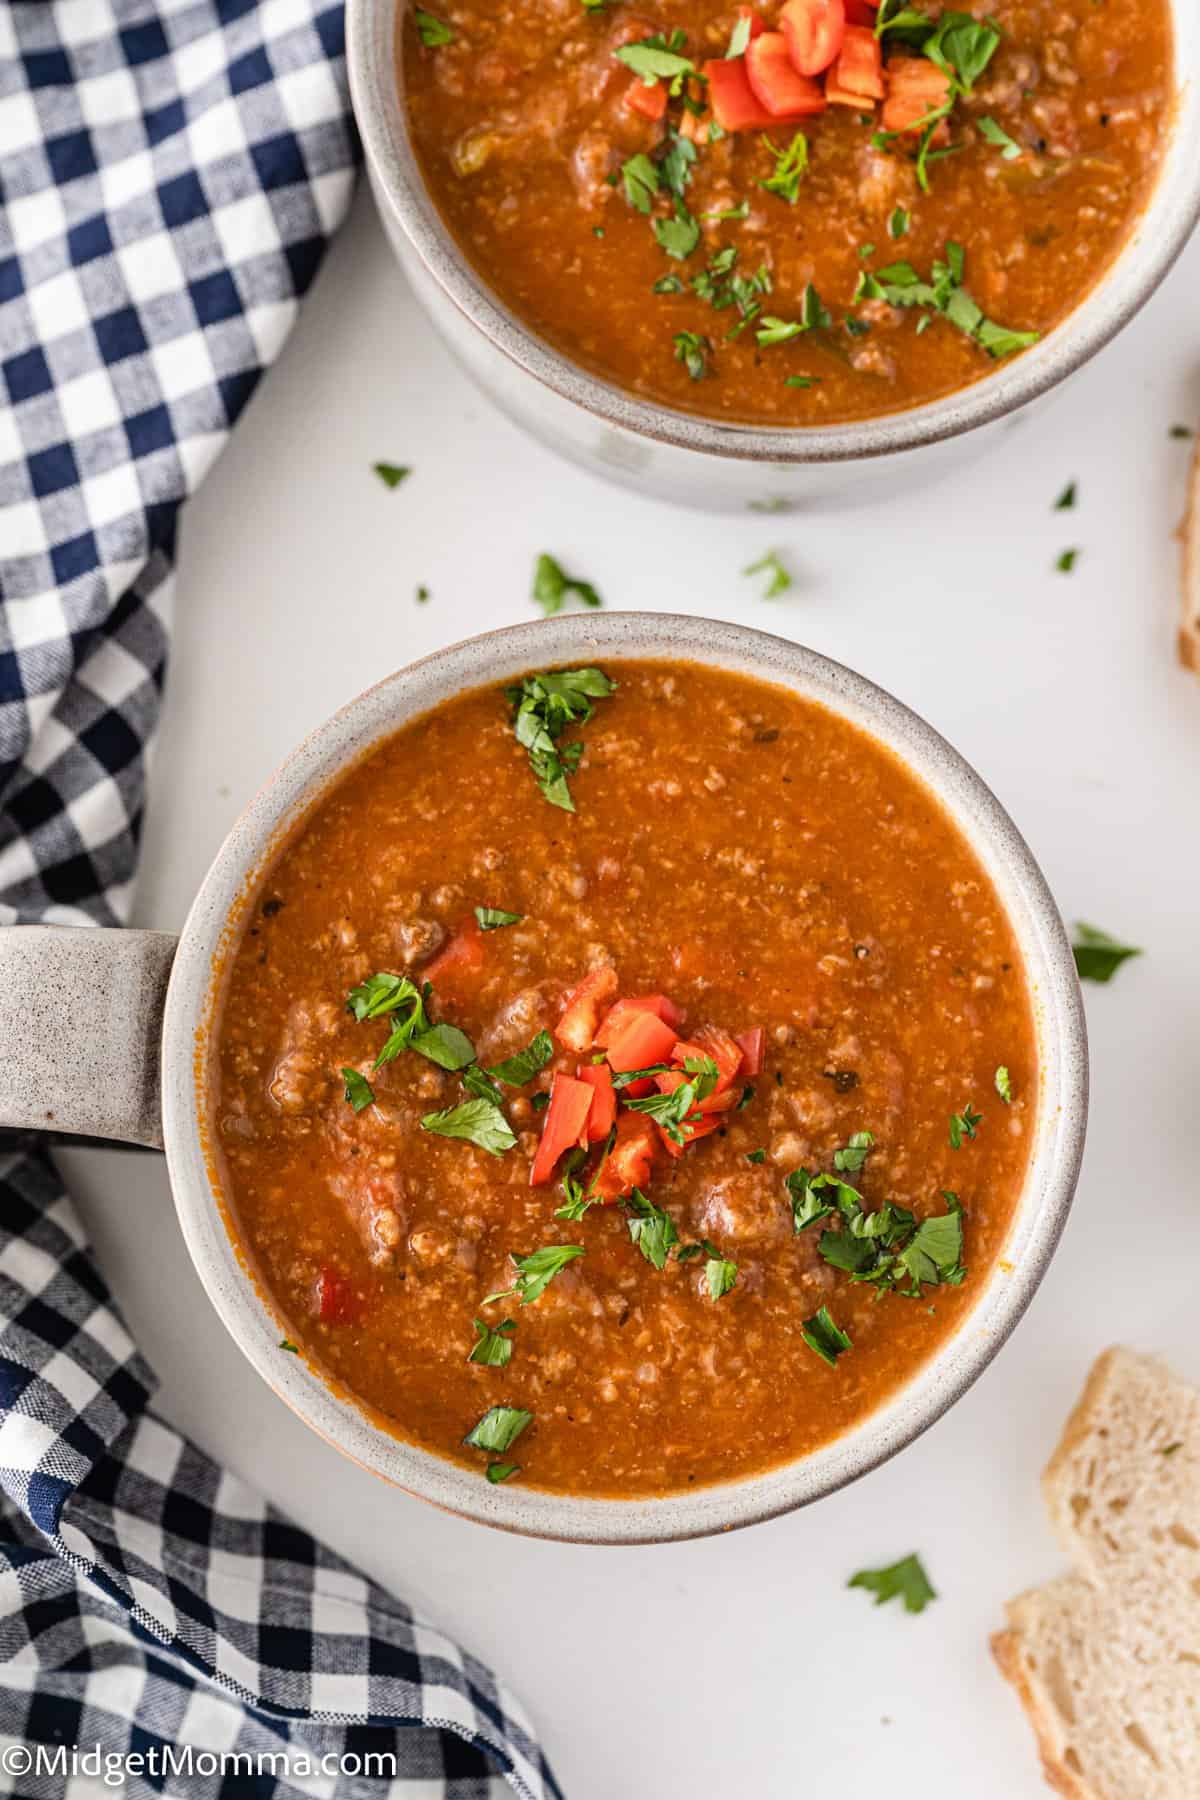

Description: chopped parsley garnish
[626,1056,719,1144]
[737,1083,756,1110]
[507,667,616,812]
[555,1156,601,1221]
[463,1064,505,1108]
[414,9,454,46]
[859,244,1037,360]
[340,1067,375,1113]
[833,1130,874,1173]
[948,1105,981,1149]
[674,330,711,380]
[468,1317,516,1366]
[726,12,753,56]
[743,550,792,597]
[995,1065,1013,1104]
[1055,548,1079,573]
[475,905,523,930]
[746,1148,766,1165]
[923,11,1000,93]
[1055,481,1077,511]
[888,205,910,239]
[486,1460,521,1483]
[280,1339,299,1353]
[625,1189,679,1270]
[978,115,1021,159]
[785,375,815,389]
[691,247,772,332]
[421,1098,517,1155]
[705,1255,738,1300]
[373,461,411,488]
[415,584,430,604]
[345,971,475,1072]
[760,131,809,204]
[1072,922,1143,984]
[756,316,804,346]
[661,131,697,198]
[791,1164,967,1297]
[464,1406,532,1454]
[703,198,750,223]
[532,553,602,616]
[488,1028,554,1087]
[849,1553,936,1613]
[614,34,695,94]
[801,1304,852,1366]
[622,151,659,214]
[485,1245,585,1306]
[655,200,701,260]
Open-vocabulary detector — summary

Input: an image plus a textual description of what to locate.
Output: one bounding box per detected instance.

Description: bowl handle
[0,926,177,1148]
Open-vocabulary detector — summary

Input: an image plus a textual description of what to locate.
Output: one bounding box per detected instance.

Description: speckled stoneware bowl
[347,0,1200,511]
[0,615,1088,1542]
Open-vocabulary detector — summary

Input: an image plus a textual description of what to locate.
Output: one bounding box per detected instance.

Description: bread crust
[991,1628,1093,1800]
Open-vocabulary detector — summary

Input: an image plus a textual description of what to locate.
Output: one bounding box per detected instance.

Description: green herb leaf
[346,970,422,1023]
[922,10,1000,92]
[411,1022,477,1071]
[726,12,752,56]
[1072,922,1143,984]
[1170,424,1195,440]
[674,330,711,380]
[995,1065,1013,1104]
[614,40,695,87]
[760,131,809,204]
[415,584,430,604]
[784,375,815,388]
[849,1553,936,1613]
[626,1057,719,1143]
[508,666,616,811]
[475,905,523,930]
[373,461,412,488]
[488,1028,554,1087]
[486,1460,521,1483]
[625,1189,679,1270]
[948,1104,982,1149]
[341,1067,375,1113]
[485,1245,585,1306]
[280,1339,299,1353]
[746,1148,766,1164]
[888,204,910,239]
[655,200,701,261]
[1055,481,1077,511]
[833,1130,875,1173]
[463,1064,505,1107]
[743,549,792,597]
[978,115,1021,159]
[532,552,602,616]
[755,316,804,347]
[464,1405,532,1453]
[468,1317,516,1366]
[622,152,660,213]
[801,1304,852,1366]
[422,1098,517,1155]
[661,132,697,199]
[1056,548,1079,574]
[414,9,454,46]
[705,1256,738,1300]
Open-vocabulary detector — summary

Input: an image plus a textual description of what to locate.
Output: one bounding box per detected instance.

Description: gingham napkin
[0,3,562,1794]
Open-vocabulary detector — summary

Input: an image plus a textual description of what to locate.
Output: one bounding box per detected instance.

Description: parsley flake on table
[743,550,792,597]
[625,1190,679,1270]
[468,1317,516,1366]
[1054,481,1077,510]
[340,1067,375,1113]
[475,905,523,930]
[995,1065,1013,1104]
[801,1304,852,1366]
[948,1104,982,1149]
[414,9,454,46]
[1072,922,1143,984]
[760,131,809,203]
[1170,424,1195,440]
[372,461,411,488]
[1056,548,1079,573]
[531,553,603,616]
[421,1098,517,1155]
[507,666,616,812]
[464,1406,532,1454]
[279,1339,299,1354]
[848,1552,937,1614]
[484,1245,585,1307]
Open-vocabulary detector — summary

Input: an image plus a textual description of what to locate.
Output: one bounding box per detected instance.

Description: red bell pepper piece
[555,966,619,1053]
[844,0,877,20]
[745,31,828,116]
[672,1023,744,1092]
[734,1027,765,1077]
[313,1268,359,1325]
[604,1011,679,1095]
[623,76,668,121]
[780,0,846,76]
[657,1112,726,1158]
[826,23,884,101]
[530,1072,594,1185]
[703,56,821,132]
[881,57,953,135]
[594,993,683,1047]
[424,919,484,988]
[590,1115,658,1201]
[577,1063,617,1142]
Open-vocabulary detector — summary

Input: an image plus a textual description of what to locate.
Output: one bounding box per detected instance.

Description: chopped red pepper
[672,1023,744,1093]
[657,1112,726,1158]
[423,919,484,988]
[555,966,619,1053]
[780,0,846,76]
[843,0,878,20]
[594,993,683,1047]
[703,55,821,132]
[530,1072,594,1185]
[825,23,884,102]
[623,76,668,121]
[745,31,828,116]
[734,1027,765,1077]
[313,1267,359,1325]
[881,57,953,135]
[604,1010,679,1095]
[577,1062,617,1142]
[591,1114,658,1200]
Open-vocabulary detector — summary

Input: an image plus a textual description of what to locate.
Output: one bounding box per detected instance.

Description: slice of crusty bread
[1182,435,1199,675]
[992,1348,1200,1799]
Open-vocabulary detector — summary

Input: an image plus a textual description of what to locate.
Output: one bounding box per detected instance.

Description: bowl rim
[346,0,1200,465]
[161,613,1088,1543]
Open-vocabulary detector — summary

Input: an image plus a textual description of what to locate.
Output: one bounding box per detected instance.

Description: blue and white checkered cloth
[0,4,562,1794]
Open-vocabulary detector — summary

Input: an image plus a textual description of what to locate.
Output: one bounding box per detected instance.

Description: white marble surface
[60,186,1200,1798]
